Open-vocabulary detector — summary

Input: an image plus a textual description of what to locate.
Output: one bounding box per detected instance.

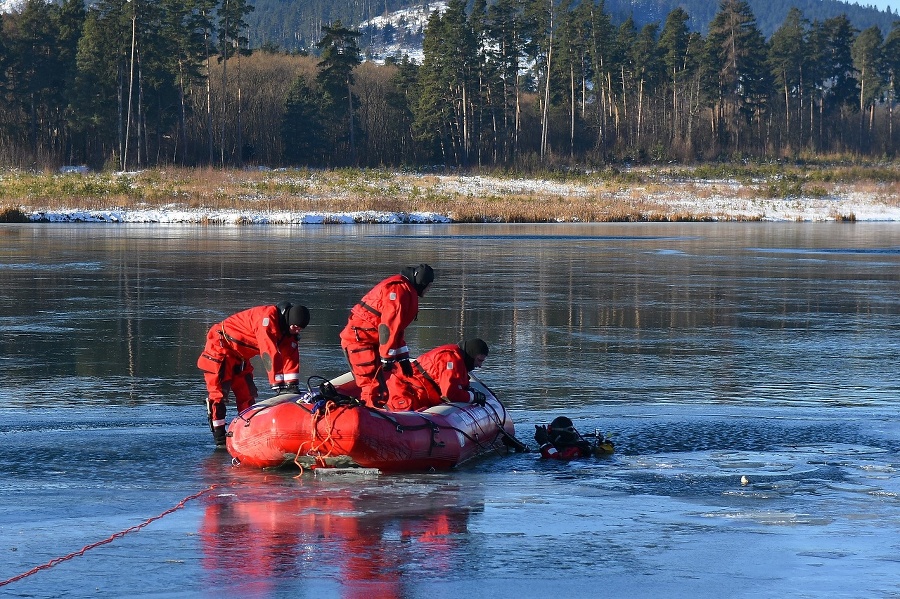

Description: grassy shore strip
[1,164,899,223]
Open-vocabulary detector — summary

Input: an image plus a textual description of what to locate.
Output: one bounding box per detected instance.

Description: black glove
[576,440,593,455]
[471,390,487,406]
[534,425,550,446]
[399,357,414,377]
[380,358,395,372]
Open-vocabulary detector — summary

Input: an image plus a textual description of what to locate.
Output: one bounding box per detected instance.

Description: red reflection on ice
[199,467,475,598]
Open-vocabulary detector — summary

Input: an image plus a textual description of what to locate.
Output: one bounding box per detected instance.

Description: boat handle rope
[364,407,492,451]
[235,395,317,429]
[0,484,225,588]
[469,374,530,452]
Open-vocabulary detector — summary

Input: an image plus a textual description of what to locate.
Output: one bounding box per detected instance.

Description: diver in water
[534,416,614,460]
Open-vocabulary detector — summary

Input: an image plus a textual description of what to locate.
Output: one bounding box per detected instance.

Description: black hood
[400,263,434,296]
[458,338,489,371]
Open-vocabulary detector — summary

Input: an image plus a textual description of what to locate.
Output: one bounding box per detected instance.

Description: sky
[866,0,900,12]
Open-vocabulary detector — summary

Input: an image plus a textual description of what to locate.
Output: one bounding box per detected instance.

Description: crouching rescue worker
[197,301,310,446]
[339,264,434,408]
[534,416,614,460]
[386,338,490,412]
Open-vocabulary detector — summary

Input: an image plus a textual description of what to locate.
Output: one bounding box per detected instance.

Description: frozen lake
[1,223,899,597]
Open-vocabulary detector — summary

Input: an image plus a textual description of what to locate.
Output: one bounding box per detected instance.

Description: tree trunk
[570,63,575,159]
[541,21,552,161]
[783,72,790,148]
[124,11,136,170]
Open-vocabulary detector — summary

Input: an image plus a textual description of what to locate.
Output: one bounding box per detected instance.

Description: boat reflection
[199,467,481,597]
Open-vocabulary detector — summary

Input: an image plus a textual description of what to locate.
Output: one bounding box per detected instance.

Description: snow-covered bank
[27,208,452,224]
[14,172,900,223]
[646,183,900,222]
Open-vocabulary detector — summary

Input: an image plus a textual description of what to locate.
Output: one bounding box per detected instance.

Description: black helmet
[400,263,434,296]
[459,338,489,370]
[549,416,574,430]
[548,416,579,446]
[276,302,310,330]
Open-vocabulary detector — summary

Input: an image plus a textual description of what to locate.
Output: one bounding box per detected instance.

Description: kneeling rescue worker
[386,338,490,411]
[197,301,310,446]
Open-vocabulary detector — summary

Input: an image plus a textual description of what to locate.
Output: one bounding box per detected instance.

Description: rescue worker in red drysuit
[339,264,434,408]
[385,338,489,411]
[534,416,597,460]
[197,301,310,446]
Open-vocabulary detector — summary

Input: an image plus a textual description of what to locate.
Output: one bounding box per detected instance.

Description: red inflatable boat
[226,373,522,472]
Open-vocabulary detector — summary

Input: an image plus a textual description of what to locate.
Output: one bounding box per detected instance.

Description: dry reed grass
[0,164,897,223]
[0,205,29,222]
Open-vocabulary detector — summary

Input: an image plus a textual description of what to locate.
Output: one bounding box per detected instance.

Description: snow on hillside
[359,1,447,64]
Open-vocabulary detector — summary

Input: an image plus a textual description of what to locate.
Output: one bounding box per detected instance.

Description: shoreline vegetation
[1,163,899,224]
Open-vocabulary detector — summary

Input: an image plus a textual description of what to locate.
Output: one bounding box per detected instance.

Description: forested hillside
[602,0,896,37]
[245,0,899,52]
[0,0,898,171]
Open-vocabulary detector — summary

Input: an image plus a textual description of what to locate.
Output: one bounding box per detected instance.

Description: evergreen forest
[1,0,899,171]
[247,0,898,52]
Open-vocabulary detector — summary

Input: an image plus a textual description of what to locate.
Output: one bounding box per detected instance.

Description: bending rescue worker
[197,301,309,446]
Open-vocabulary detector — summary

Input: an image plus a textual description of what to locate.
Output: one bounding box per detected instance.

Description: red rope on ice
[0,484,221,588]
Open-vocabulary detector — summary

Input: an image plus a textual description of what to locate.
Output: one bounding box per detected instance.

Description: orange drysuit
[340,274,420,407]
[197,305,301,422]
[386,344,478,411]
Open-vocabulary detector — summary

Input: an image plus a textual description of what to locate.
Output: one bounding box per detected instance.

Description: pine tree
[767,7,808,150]
[193,0,217,165]
[415,10,450,162]
[57,0,87,163]
[315,20,362,165]
[586,0,615,155]
[613,16,637,145]
[217,0,254,165]
[486,0,529,162]
[470,0,490,165]
[524,0,555,160]
[281,75,325,165]
[807,15,858,152]
[5,0,67,162]
[158,0,211,165]
[700,0,770,155]
[883,22,900,149]
[384,55,419,163]
[852,25,883,148]
[72,0,134,168]
[630,22,662,147]
[658,7,692,145]
[414,0,477,165]
[0,15,7,135]
[552,0,593,159]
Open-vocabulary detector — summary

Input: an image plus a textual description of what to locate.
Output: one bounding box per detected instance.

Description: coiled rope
[293,400,342,473]
[0,484,221,588]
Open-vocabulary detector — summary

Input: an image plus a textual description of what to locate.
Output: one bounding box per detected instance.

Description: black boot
[206,398,228,448]
[212,425,227,447]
